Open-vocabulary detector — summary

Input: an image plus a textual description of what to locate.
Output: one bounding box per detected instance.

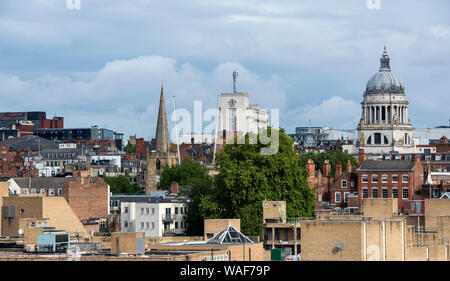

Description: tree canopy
[159,159,214,235]
[103,175,144,194]
[213,128,315,236]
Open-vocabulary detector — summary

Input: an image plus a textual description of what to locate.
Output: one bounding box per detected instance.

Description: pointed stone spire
[380,46,391,71]
[155,83,170,153]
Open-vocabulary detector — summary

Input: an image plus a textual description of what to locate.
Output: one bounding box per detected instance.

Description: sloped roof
[206,225,254,245]
[13,177,76,189]
[358,160,415,171]
[0,135,60,151]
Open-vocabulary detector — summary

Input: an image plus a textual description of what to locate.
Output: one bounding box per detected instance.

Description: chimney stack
[358,149,366,167]
[306,159,315,178]
[346,159,352,173]
[335,161,343,179]
[170,182,179,194]
[323,160,331,177]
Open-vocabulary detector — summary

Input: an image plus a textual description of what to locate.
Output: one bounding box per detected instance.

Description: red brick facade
[63,177,109,221]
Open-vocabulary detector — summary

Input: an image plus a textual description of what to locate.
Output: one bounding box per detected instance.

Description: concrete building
[120,197,189,238]
[301,198,450,261]
[261,201,301,257]
[1,196,89,238]
[218,73,268,138]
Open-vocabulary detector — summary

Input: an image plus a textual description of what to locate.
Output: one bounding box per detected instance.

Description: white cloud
[0,56,287,141]
[285,96,361,131]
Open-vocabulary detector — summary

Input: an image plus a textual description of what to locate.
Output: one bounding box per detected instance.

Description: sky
[0,0,449,142]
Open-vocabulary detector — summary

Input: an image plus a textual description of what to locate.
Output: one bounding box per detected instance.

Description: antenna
[172,95,181,165]
[232,71,238,93]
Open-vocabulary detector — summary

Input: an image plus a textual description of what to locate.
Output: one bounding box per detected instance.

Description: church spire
[155,83,170,153]
[380,46,391,71]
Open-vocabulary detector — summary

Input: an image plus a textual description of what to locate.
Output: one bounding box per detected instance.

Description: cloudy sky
[0,0,449,141]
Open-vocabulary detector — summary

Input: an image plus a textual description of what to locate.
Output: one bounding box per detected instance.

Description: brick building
[0,145,37,178]
[357,158,424,213]
[329,160,358,210]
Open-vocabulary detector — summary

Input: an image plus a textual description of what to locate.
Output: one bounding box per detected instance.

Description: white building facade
[357,47,415,154]
[218,93,268,136]
[120,200,189,238]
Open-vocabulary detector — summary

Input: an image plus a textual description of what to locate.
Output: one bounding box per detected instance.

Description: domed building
[357,47,414,154]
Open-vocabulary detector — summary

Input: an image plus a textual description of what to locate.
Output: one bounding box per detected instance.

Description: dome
[365,47,404,95]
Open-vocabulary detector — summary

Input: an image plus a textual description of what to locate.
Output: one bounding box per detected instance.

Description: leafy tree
[123,143,136,153]
[159,159,214,235]
[103,175,144,194]
[298,150,358,177]
[213,128,315,236]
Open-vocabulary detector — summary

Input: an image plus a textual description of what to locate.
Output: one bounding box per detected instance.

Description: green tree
[213,128,315,236]
[123,143,136,153]
[159,159,214,235]
[103,175,144,194]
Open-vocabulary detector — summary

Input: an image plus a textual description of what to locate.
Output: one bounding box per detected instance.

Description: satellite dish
[18,229,24,235]
[337,243,343,250]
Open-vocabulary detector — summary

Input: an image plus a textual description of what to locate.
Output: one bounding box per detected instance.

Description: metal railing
[162,214,176,221]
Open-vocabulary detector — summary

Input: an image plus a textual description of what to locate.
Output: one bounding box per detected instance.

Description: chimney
[323,160,331,177]
[306,159,315,178]
[346,159,352,173]
[170,182,179,194]
[358,149,366,167]
[335,161,343,179]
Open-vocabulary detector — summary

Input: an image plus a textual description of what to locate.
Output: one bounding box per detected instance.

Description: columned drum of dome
[357,47,414,154]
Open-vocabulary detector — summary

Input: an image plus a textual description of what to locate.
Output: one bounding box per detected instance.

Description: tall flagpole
[172,95,181,165]
[213,93,220,165]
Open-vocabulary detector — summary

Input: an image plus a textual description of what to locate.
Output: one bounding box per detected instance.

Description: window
[175,207,179,214]
[402,175,409,183]
[362,188,368,199]
[405,155,411,161]
[335,192,341,203]
[433,189,439,198]
[344,192,350,203]
[30,188,36,194]
[374,133,382,144]
[49,189,54,196]
[382,188,388,198]
[392,175,399,183]
[152,222,155,229]
[175,222,179,229]
[362,175,369,183]
[124,206,128,214]
[351,181,355,188]
[341,180,347,188]
[180,207,184,214]
[372,188,378,198]
[181,221,184,229]
[402,188,409,199]
[146,208,149,215]
[124,221,129,228]
[382,175,388,183]
[141,222,144,229]
[436,155,441,161]
[152,208,155,215]
[57,188,63,196]
[392,188,398,198]
[100,221,107,229]
[22,189,28,195]
[146,222,149,229]
[140,208,144,215]
[371,175,378,183]
[37,222,41,227]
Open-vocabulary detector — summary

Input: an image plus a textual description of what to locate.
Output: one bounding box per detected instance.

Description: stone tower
[145,85,178,194]
[357,47,414,154]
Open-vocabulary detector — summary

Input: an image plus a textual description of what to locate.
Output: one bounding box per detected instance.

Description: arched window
[367,136,372,144]
[384,136,389,144]
[156,159,161,170]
